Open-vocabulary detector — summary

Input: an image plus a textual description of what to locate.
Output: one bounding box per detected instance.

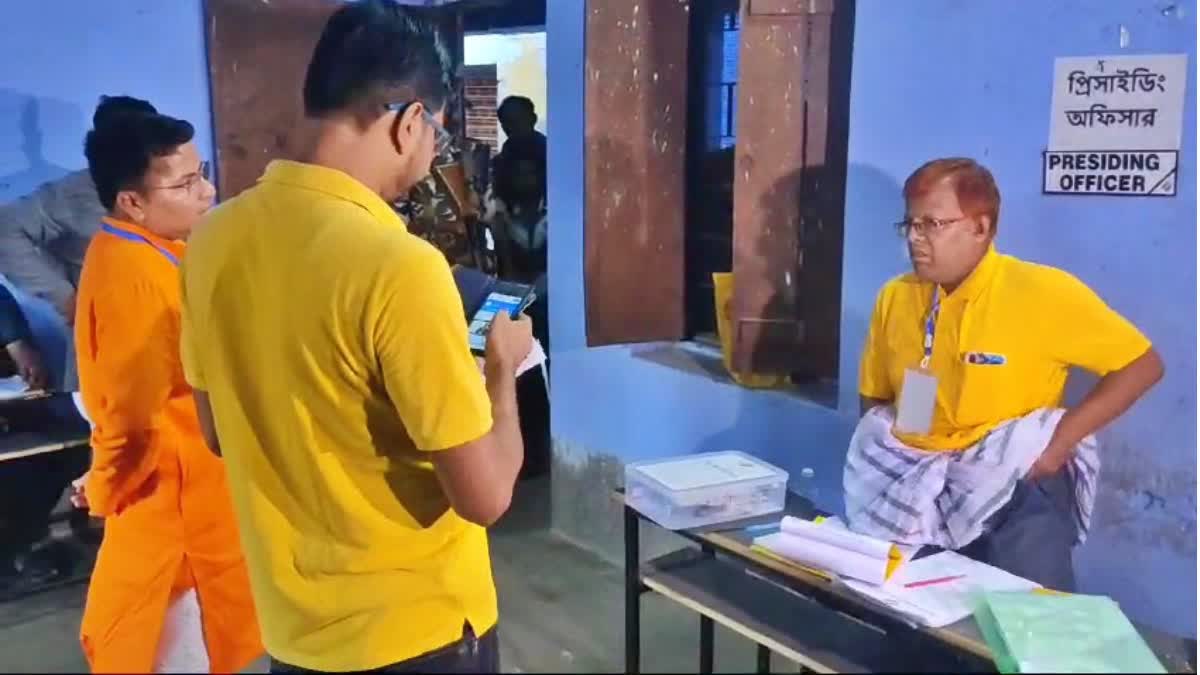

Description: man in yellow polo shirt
[845,157,1163,591]
[178,2,532,672]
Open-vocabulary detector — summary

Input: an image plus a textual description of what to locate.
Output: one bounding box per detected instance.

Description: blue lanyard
[920,286,941,370]
[101,223,180,267]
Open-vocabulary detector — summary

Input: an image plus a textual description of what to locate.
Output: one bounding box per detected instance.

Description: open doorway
[462,18,548,308]
[462,0,551,526]
[392,0,551,520]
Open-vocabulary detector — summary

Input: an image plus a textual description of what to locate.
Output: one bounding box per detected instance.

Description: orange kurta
[74,217,261,673]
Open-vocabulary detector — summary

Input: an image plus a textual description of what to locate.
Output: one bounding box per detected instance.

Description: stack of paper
[753,516,917,585]
[842,551,1041,628]
[975,592,1165,673]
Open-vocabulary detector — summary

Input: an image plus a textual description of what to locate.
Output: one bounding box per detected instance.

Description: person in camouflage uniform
[392,127,497,273]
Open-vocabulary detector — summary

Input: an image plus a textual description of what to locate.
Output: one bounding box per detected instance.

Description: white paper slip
[516,338,547,378]
[842,551,1041,628]
[480,339,547,381]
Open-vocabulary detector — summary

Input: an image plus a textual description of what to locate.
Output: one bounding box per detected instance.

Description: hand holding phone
[485,311,533,374]
[515,291,538,317]
[467,284,536,354]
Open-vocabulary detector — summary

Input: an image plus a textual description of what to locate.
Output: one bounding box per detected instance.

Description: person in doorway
[73,110,261,672]
[488,95,548,360]
[179,2,531,673]
[0,95,157,408]
[496,95,545,164]
[490,96,547,280]
[845,157,1163,591]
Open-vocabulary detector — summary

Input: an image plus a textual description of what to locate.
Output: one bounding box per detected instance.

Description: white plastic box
[624,451,789,530]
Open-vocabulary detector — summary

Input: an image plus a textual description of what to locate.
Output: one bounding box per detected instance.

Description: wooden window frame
[583,0,855,382]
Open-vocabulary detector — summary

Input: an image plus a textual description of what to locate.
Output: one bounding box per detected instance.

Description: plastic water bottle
[797,467,820,510]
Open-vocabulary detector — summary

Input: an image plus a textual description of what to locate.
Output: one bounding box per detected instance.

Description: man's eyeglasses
[148,161,211,195]
[384,103,454,156]
[894,216,969,238]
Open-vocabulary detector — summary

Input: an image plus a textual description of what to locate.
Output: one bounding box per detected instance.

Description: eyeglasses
[148,161,211,195]
[894,216,969,238]
[384,103,454,156]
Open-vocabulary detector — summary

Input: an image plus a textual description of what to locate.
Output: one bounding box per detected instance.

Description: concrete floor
[0,477,795,674]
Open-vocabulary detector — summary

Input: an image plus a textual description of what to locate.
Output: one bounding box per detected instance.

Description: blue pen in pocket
[963,352,1007,366]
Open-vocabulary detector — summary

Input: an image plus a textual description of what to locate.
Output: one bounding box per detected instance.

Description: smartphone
[467,284,536,354]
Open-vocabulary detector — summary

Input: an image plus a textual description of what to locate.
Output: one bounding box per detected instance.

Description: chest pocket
[953,348,1029,425]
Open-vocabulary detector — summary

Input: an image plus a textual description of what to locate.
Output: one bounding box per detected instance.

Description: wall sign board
[1044,54,1187,197]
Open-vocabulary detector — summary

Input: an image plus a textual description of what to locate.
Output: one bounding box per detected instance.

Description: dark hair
[84,113,195,210]
[92,95,157,129]
[904,157,1002,233]
[303,0,452,120]
[497,96,536,119]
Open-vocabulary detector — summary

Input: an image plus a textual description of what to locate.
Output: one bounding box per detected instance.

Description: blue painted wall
[547,0,1196,635]
[0,0,213,378]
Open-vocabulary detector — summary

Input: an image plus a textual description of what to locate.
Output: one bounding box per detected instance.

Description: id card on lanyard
[101,222,180,267]
[895,287,939,434]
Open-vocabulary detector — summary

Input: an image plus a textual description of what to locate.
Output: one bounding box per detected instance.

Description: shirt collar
[259,160,408,231]
[945,244,1000,302]
[101,216,184,253]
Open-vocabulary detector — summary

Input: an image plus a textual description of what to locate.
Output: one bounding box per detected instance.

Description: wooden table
[620,490,1196,673]
[0,394,94,602]
[0,392,89,462]
[0,388,48,403]
[0,429,89,463]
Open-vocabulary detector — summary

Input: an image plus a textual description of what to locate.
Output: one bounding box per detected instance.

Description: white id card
[895,369,937,434]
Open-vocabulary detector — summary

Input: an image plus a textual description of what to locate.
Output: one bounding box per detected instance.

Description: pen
[903,574,966,589]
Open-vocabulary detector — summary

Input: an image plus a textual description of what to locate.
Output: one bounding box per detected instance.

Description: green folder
[975,592,1166,673]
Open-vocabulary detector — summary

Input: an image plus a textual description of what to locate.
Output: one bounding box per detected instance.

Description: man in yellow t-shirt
[178,2,532,672]
[846,158,1163,591]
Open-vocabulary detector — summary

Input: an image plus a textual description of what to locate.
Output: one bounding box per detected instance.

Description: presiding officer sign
[1044,54,1187,197]
[1044,150,1179,196]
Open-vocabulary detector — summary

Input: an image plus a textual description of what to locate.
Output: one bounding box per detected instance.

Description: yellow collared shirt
[860,246,1151,451]
[180,160,495,671]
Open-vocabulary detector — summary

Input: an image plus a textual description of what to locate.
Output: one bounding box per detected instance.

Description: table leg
[700,615,715,674]
[624,505,641,675]
[756,643,771,673]
[699,542,715,673]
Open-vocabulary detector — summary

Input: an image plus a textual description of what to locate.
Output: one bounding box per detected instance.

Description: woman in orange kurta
[73,112,261,673]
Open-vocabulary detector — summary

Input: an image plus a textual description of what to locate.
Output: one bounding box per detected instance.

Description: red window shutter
[206,1,467,200]
[730,0,854,378]
[204,0,338,201]
[583,0,689,346]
